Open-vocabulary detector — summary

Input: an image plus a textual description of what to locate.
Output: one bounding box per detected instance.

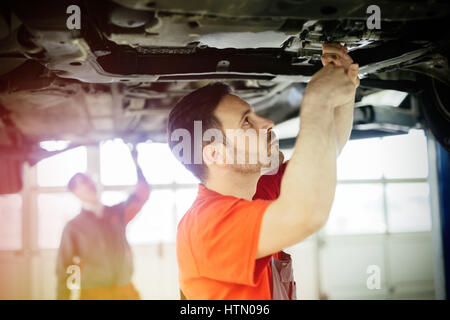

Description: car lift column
[436,141,450,299]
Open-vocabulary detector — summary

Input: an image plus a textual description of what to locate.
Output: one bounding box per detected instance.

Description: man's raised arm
[321,43,360,156]
[123,145,151,224]
[256,61,359,258]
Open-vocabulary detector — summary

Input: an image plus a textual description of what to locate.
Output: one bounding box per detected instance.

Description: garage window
[35,139,199,248]
[0,194,22,250]
[380,130,429,179]
[325,184,386,235]
[100,139,137,186]
[175,188,198,224]
[33,129,431,248]
[127,189,176,244]
[37,146,87,187]
[386,183,431,233]
[37,193,81,249]
[98,140,198,245]
[282,129,432,235]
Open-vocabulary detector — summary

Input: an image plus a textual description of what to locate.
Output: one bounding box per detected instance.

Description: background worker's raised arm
[256,61,359,259]
[123,145,151,224]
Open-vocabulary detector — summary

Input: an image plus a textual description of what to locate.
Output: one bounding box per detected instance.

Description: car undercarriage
[0,0,449,188]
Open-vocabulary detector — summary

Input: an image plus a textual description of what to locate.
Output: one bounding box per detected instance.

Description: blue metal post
[436,142,450,299]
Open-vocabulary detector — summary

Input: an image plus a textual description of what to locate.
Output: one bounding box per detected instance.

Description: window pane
[137,143,198,185]
[100,139,137,186]
[381,130,428,179]
[40,140,70,151]
[0,194,22,250]
[358,90,408,107]
[126,189,176,244]
[37,146,87,187]
[173,159,199,184]
[386,183,431,233]
[280,148,294,161]
[101,191,129,206]
[38,193,81,249]
[175,188,198,224]
[273,117,300,140]
[137,143,176,184]
[337,138,383,180]
[324,184,386,235]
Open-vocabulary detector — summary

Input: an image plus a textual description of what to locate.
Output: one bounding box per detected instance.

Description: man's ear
[203,143,226,167]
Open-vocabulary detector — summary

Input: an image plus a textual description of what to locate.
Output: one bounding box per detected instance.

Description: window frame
[33,142,198,248]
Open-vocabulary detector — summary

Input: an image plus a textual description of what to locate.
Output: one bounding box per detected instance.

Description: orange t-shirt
[176,162,287,300]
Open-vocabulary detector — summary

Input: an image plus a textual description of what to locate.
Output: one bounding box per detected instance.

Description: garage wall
[318,233,435,299]
[0,252,29,299]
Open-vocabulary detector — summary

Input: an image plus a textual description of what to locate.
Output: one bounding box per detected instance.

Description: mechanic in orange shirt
[168,43,359,299]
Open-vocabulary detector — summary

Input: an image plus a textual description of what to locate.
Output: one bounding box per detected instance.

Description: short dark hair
[167,82,231,181]
[67,173,85,192]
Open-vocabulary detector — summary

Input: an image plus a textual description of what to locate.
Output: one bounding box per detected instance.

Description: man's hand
[321,43,360,86]
[321,43,353,68]
[303,63,358,110]
[300,43,358,110]
[319,43,360,105]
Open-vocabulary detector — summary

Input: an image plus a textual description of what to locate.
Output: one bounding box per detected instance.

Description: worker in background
[56,144,150,300]
[168,43,359,299]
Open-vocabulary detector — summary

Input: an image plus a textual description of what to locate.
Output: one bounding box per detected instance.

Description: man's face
[212,94,281,174]
[72,174,98,203]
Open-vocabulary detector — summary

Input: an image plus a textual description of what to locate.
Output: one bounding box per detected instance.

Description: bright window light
[337,138,384,180]
[39,140,71,151]
[175,188,198,224]
[38,193,81,249]
[37,146,87,187]
[380,130,429,179]
[280,148,294,161]
[273,117,300,140]
[101,191,129,206]
[283,129,431,236]
[137,143,198,185]
[324,184,386,235]
[100,139,137,186]
[386,183,431,233]
[0,194,22,250]
[357,90,408,107]
[126,189,176,244]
